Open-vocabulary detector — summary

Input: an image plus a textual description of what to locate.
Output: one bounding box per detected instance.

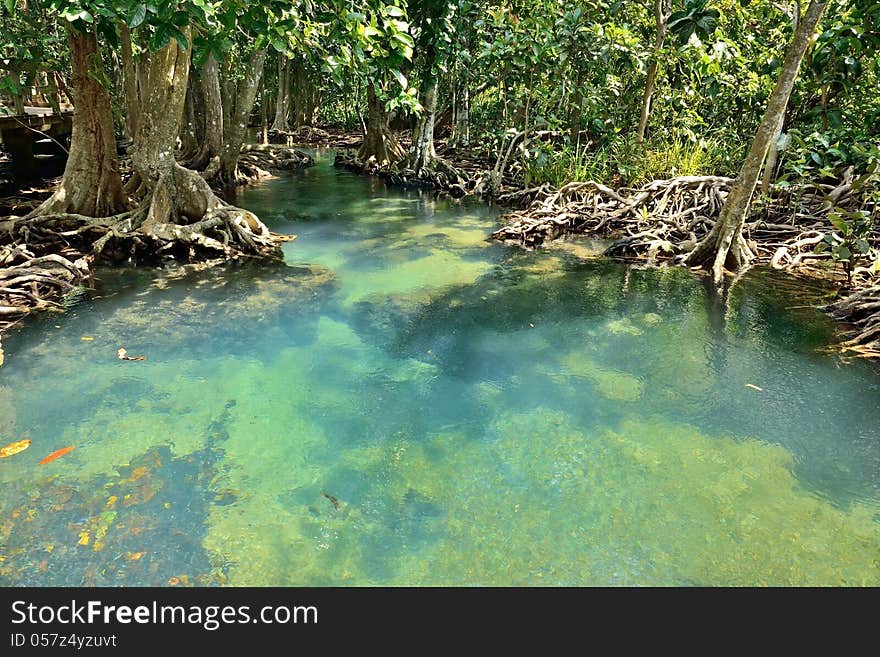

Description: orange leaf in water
[129,466,148,482]
[0,440,30,458]
[168,577,180,586]
[125,551,146,562]
[38,446,75,465]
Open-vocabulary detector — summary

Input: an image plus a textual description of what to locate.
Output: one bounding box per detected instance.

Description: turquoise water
[1,150,879,586]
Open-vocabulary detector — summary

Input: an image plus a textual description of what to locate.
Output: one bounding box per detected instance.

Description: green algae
[556,352,644,402]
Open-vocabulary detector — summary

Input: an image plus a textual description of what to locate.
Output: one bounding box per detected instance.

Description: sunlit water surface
[1,151,878,586]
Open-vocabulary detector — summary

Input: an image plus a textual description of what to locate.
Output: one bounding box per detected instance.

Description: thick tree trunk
[119,23,140,139]
[686,0,829,284]
[358,83,404,165]
[291,57,310,128]
[31,28,127,217]
[218,48,267,186]
[271,55,291,132]
[636,0,670,145]
[410,78,438,173]
[178,71,199,160]
[122,33,279,257]
[190,53,223,171]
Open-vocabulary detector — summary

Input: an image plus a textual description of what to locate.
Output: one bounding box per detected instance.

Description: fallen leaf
[745,383,763,392]
[77,531,90,546]
[125,551,146,562]
[105,495,118,508]
[168,577,180,586]
[0,440,31,459]
[38,446,75,465]
[129,466,148,482]
[81,336,95,342]
[117,347,146,362]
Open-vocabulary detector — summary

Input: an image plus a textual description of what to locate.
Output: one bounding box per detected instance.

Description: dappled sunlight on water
[1,151,878,586]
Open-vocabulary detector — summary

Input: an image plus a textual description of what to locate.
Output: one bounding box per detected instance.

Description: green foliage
[524,134,735,187]
[668,0,721,45]
[817,207,875,282]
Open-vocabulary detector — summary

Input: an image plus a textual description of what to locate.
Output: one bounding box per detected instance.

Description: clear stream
[1,150,878,586]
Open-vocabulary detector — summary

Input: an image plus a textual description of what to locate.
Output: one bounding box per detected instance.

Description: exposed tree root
[17,163,291,263]
[0,244,89,335]
[268,125,332,146]
[824,285,880,358]
[0,161,296,355]
[236,144,313,179]
[491,174,880,356]
[491,176,875,274]
[189,144,314,189]
[333,152,480,199]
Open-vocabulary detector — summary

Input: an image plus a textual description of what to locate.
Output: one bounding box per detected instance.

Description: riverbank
[0,143,315,361]
[309,128,879,359]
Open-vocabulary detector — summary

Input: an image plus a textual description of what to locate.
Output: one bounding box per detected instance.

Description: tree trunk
[761,2,800,194]
[410,76,438,173]
[686,0,829,284]
[292,57,309,128]
[260,76,268,145]
[44,70,61,115]
[636,0,670,145]
[271,55,290,132]
[31,28,127,217]
[178,70,199,160]
[119,23,140,139]
[453,77,470,147]
[218,48,267,187]
[358,83,404,165]
[189,53,223,171]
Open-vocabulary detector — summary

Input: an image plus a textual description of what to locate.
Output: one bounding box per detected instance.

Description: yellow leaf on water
[77,532,90,546]
[105,496,118,508]
[0,440,31,459]
[125,551,146,561]
[81,337,95,342]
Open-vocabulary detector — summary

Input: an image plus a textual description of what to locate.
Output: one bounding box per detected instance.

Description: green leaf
[391,69,407,89]
[168,26,189,51]
[130,4,147,28]
[828,212,847,231]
